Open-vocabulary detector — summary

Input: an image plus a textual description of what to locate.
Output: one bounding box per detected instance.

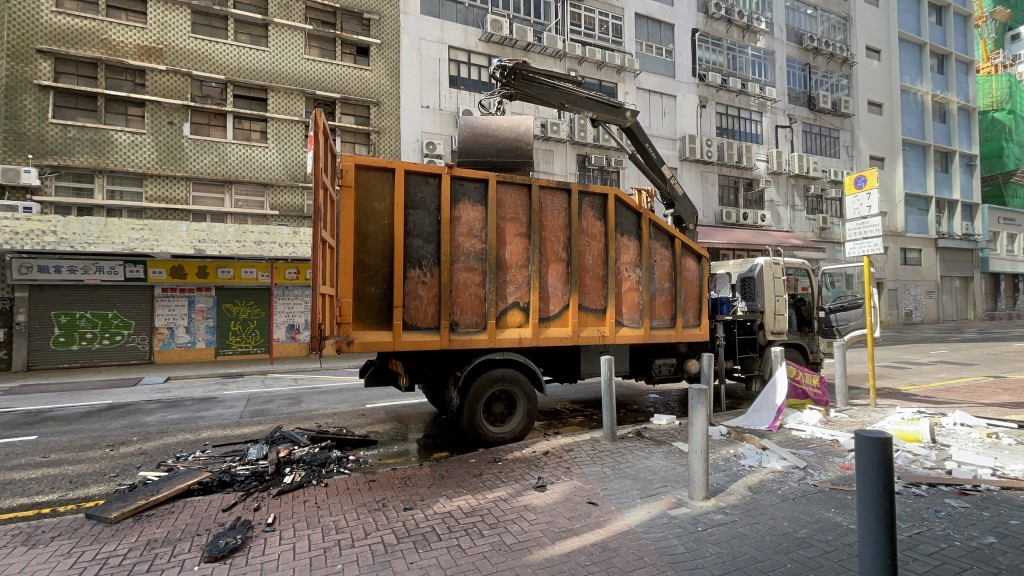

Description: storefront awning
[698,225,827,253]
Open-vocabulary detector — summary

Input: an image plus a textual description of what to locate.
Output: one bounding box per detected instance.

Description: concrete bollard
[700,353,715,417]
[834,339,849,408]
[600,355,616,442]
[854,429,899,576]
[688,384,710,501]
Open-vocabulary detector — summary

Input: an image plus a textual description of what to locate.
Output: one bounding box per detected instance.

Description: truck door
[816,263,880,344]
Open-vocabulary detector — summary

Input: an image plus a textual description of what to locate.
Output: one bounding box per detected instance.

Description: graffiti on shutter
[49,310,150,351]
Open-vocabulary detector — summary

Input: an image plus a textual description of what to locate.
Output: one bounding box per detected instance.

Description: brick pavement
[1,407,1023,575]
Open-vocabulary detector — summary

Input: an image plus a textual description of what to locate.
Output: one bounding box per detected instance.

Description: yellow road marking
[898,377,987,391]
[0,500,105,521]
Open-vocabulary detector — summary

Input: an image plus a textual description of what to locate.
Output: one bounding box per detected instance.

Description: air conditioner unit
[824,188,842,198]
[727,77,743,90]
[585,46,603,60]
[839,96,853,114]
[422,140,444,157]
[543,32,564,51]
[718,140,738,164]
[745,81,761,95]
[753,15,769,32]
[827,168,844,182]
[767,149,786,173]
[512,23,533,42]
[709,0,727,18]
[610,157,626,169]
[808,156,822,178]
[812,91,831,111]
[587,154,607,167]
[599,128,615,146]
[834,43,849,58]
[962,222,975,234]
[680,134,699,160]
[624,56,639,71]
[459,106,475,117]
[755,178,773,191]
[756,210,773,227]
[738,143,755,167]
[486,14,510,36]
[605,52,623,66]
[544,119,566,139]
[705,71,723,85]
[802,34,819,49]
[764,86,778,99]
[805,185,823,197]
[816,214,832,229]
[790,153,810,175]
[0,200,42,213]
[701,136,718,162]
[573,115,592,142]
[720,207,739,224]
[738,208,757,225]
[424,158,445,166]
[566,41,584,57]
[0,165,41,187]
[820,39,834,54]
[732,8,748,24]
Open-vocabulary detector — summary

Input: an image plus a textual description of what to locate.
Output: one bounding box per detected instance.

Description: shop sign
[148,260,271,284]
[8,258,147,283]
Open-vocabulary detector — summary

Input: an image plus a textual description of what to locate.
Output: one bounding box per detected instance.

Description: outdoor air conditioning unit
[812,91,832,111]
[705,71,723,85]
[809,156,822,178]
[738,143,754,167]
[0,200,42,213]
[624,56,640,71]
[585,46,603,60]
[790,153,810,175]
[701,136,718,162]
[573,115,592,142]
[738,208,757,225]
[834,44,849,58]
[727,77,743,90]
[709,0,727,18]
[756,210,773,227]
[0,165,41,187]
[718,140,738,164]
[587,154,607,167]
[720,207,739,224]
[543,32,564,51]
[805,185,823,197]
[512,23,533,42]
[680,134,699,160]
[486,14,510,36]
[732,8,748,24]
[963,222,975,234]
[767,149,786,173]
[422,140,444,157]
[820,39,834,54]
[824,188,842,198]
[599,127,615,146]
[566,41,584,57]
[755,178,773,191]
[753,15,769,32]
[610,157,626,169]
[544,119,566,139]
[423,158,445,166]
[605,52,623,66]
[802,34,819,49]
[839,96,853,114]
[745,82,761,95]
[816,214,832,229]
[764,86,777,99]
[827,168,844,182]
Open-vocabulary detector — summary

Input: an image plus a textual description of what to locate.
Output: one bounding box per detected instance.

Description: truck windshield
[820,267,866,306]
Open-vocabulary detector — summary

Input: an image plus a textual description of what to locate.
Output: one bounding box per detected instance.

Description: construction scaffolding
[975,0,1024,74]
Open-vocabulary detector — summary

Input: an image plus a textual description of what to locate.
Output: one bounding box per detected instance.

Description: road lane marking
[898,377,987,391]
[0,400,113,413]
[0,436,37,443]
[365,399,428,408]
[266,374,361,380]
[0,500,105,521]
[929,351,948,354]
[222,381,363,394]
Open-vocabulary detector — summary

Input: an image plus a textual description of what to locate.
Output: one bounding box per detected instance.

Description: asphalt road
[1,325,1023,522]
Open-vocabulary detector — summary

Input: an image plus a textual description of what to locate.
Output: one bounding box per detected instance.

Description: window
[718,177,762,209]
[577,155,619,188]
[635,14,674,61]
[52,205,97,217]
[697,33,777,86]
[802,123,840,159]
[190,181,268,211]
[581,77,618,99]
[57,0,147,24]
[785,0,849,45]
[104,174,145,202]
[305,5,372,65]
[105,208,145,219]
[305,97,336,121]
[927,2,944,26]
[934,150,951,174]
[867,100,884,116]
[53,171,97,199]
[930,52,946,76]
[869,156,886,170]
[449,48,495,93]
[1013,31,1023,42]
[189,79,268,143]
[866,46,882,61]
[932,101,948,123]
[52,58,146,129]
[1007,232,1019,255]
[806,193,843,218]
[339,102,371,127]
[785,57,849,106]
[715,104,763,144]
[191,1,269,47]
[304,98,374,155]
[467,0,553,21]
[568,2,623,46]
[900,248,923,266]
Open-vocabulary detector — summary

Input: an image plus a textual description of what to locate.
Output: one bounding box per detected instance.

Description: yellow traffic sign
[843,168,878,196]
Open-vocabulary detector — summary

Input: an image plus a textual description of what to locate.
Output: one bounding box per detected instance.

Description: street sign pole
[863,256,876,406]
[844,168,882,406]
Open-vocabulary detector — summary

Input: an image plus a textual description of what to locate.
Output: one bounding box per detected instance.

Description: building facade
[0,0,401,371]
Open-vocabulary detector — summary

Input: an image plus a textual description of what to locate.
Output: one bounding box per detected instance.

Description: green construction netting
[975,0,1024,54]
[982,181,1024,207]
[978,75,1024,180]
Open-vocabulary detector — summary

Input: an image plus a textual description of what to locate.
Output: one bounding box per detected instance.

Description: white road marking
[0,400,113,413]
[929,351,949,354]
[222,381,363,394]
[365,399,429,408]
[266,374,360,380]
[0,436,38,443]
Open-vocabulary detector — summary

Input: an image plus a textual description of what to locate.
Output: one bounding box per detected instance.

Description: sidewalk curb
[163,361,368,382]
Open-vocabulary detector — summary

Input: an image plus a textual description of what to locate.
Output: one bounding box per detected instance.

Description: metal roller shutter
[938,249,974,277]
[28,285,153,370]
[216,287,271,357]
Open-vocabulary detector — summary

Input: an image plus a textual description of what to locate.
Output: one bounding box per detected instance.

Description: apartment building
[0,0,400,371]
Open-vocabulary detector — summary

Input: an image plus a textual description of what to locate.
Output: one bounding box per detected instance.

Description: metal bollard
[854,429,899,576]
[715,322,727,413]
[834,339,849,408]
[688,384,710,501]
[700,353,715,418]
[770,346,784,377]
[600,355,616,442]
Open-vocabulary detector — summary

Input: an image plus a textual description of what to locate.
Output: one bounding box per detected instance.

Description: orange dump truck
[310,127,708,446]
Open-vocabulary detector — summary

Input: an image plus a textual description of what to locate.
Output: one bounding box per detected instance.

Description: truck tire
[421,384,450,413]
[460,368,538,447]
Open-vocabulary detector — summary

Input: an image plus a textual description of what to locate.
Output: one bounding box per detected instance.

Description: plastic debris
[534,476,548,492]
[650,414,677,425]
[202,516,252,563]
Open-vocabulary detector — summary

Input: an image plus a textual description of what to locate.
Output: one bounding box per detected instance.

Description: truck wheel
[460,368,538,447]
[421,385,450,413]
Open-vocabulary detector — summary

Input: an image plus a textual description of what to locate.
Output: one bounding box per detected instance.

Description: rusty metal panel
[615,199,643,329]
[578,192,608,314]
[310,109,337,354]
[495,182,531,329]
[680,248,704,328]
[539,187,571,322]
[403,173,442,331]
[450,178,489,332]
[352,167,395,332]
[649,227,676,329]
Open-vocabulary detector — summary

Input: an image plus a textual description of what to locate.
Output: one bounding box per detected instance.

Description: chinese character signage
[8,259,148,282]
[8,258,311,285]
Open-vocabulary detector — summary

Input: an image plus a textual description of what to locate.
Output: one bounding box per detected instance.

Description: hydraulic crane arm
[481,58,699,240]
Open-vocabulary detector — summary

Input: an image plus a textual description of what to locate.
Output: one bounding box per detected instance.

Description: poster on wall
[274,285,311,343]
[152,287,216,350]
[216,287,271,356]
